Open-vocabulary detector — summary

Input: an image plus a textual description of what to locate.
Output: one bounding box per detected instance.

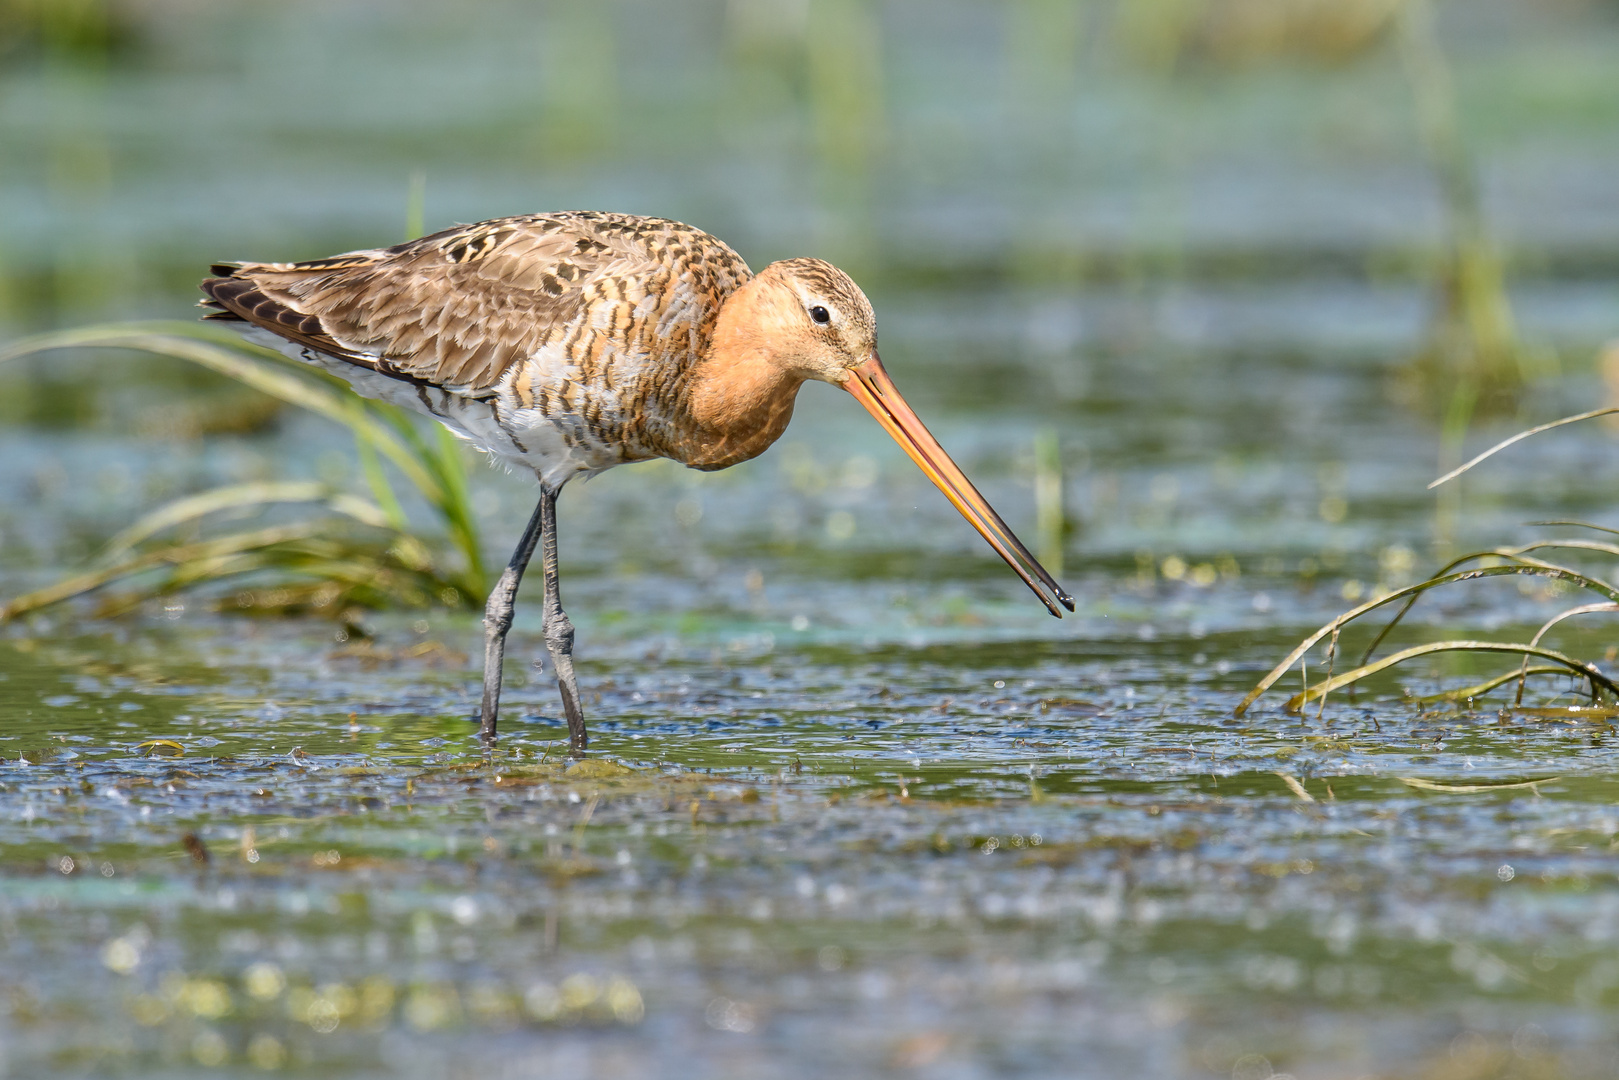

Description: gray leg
[478,494,547,745]
[539,489,588,753]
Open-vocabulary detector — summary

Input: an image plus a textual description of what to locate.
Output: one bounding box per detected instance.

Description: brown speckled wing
[202,213,695,393]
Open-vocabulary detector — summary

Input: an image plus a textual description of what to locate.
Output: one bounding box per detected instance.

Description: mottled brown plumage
[200,211,1068,754]
[208,213,740,390]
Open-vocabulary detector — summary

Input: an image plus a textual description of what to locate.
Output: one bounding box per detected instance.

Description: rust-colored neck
[677,275,805,470]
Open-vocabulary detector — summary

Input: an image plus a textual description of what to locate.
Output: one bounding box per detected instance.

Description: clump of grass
[0,321,486,623]
[1239,407,1619,717]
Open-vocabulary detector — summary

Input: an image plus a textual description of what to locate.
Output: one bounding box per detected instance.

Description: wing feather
[199,212,741,394]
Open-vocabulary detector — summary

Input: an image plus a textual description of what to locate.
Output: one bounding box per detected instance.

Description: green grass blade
[1517,601,1619,703]
[2,320,487,616]
[1530,520,1619,537]
[1416,665,1569,703]
[1430,406,1619,488]
[363,398,486,594]
[324,494,394,530]
[1511,538,1619,561]
[427,423,486,593]
[351,410,410,532]
[1400,776,1558,794]
[99,481,330,560]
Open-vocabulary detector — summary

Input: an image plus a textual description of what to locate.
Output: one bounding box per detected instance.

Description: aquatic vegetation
[0,322,486,622]
[1240,408,1619,717]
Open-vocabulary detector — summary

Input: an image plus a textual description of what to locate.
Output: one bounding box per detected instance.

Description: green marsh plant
[0,322,487,624]
[1239,408,1619,717]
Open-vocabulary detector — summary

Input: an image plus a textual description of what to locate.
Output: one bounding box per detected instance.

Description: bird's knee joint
[545,615,574,654]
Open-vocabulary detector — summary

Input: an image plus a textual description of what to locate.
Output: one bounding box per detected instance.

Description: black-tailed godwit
[201,212,1072,753]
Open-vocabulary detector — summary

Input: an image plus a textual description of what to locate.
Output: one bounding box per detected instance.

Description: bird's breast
[492,285,719,479]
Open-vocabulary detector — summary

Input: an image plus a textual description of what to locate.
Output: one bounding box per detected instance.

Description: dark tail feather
[199,276,251,321]
[201,263,248,319]
[197,290,243,321]
[195,271,376,371]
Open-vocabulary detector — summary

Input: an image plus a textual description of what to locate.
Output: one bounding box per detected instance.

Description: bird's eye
[809,305,831,325]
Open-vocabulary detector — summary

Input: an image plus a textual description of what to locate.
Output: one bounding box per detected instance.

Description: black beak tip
[1057,589,1076,612]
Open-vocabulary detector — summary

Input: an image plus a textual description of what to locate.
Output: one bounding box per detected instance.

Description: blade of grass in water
[1400,776,1557,794]
[1515,602,1619,704]
[1416,665,1569,703]
[1529,520,1619,538]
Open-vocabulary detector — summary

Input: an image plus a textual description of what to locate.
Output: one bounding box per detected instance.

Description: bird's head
[748,257,877,384]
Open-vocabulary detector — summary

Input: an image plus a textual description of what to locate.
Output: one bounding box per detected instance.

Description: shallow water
[5,1,1619,1077]
[5,605,1619,1079]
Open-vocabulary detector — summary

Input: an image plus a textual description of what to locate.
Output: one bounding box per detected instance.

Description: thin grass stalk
[99,481,324,558]
[349,400,410,532]
[94,543,462,617]
[1397,0,1524,390]
[1282,640,1617,714]
[1531,520,1619,537]
[103,540,422,597]
[1433,377,1475,554]
[367,399,485,593]
[428,421,485,591]
[1316,626,1341,721]
[1430,407,1619,489]
[1417,665,1568,703]
[1400,775,1555,794]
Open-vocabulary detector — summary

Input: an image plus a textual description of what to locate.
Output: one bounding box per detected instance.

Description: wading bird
[201,212,1072,752]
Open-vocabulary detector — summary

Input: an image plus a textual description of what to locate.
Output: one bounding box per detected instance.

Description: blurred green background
[3,0,1618,590]
[3,0,1616,385]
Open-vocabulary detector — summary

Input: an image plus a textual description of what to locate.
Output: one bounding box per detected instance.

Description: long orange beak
[842,355,1075,618]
